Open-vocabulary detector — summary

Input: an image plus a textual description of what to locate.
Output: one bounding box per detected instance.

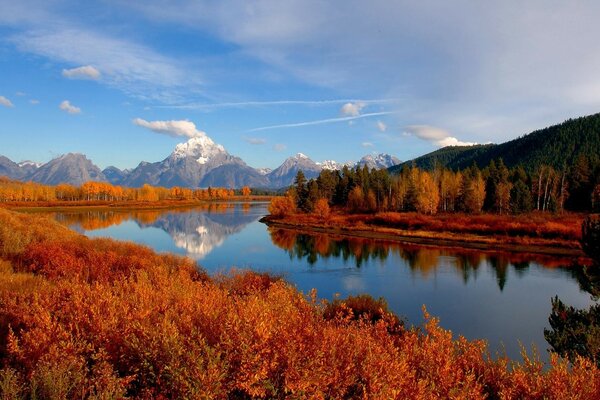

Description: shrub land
[0,208,598,398]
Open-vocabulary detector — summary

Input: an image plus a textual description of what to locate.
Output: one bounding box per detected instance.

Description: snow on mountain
[317,160,354,171]
[267,153,322,188]
[18,160,43,168]
[357,153,401,170]
[171,135,227,165]
[256,167,272,175]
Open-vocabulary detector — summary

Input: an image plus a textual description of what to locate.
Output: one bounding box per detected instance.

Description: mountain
[267,153,322,188]
[0,156,26,180]
[357,153,401,170]
[28,153,107,186]
[123,136,270,188]
[103,166,130,185]
[391,113,600,173]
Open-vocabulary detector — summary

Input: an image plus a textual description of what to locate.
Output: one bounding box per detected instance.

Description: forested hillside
[391,113,600,172]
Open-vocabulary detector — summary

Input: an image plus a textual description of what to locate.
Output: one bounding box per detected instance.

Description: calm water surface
[40,202,594,361]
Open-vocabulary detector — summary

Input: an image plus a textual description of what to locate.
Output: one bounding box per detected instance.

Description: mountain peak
[172,135,226,165]
[357,153,401,169]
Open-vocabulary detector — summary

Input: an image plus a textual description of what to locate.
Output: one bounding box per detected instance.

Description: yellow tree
[415,171,440,215]
[241,186,251,197]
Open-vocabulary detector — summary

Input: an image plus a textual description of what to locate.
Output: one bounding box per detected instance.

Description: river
[37,202,595,362]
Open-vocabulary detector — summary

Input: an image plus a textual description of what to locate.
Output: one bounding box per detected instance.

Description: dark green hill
[390,113,600,173]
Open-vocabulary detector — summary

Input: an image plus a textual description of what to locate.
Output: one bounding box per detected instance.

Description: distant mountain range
[0,134,400,189]
[8,112,597,189]
[390,113,600,173]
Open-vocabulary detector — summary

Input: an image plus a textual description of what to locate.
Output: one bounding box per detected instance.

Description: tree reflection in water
[267,227,578,292]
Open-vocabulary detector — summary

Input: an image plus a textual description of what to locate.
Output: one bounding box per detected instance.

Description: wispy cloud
[155,98,399,110]
[62,65,101,80]
[244,137,267,145]
[273,143,287,152]
[29,99,39,105]
[59,100,80,114]
[133,118,206,139]
[376,120,387,132]
[248,111,395,132]
[0,96,14,108]
[404,125,476,147]
[11,28,191,102]
[361,142,374,148]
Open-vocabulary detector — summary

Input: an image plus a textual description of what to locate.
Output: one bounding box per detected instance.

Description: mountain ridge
[390,113,600,173]
[0,139,400,188]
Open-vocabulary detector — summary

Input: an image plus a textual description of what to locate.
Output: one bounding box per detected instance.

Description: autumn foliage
[0,176,237,204]
[0,208,599,398]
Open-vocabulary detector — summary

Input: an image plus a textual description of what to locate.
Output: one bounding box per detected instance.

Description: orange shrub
[312,198,331,219]
[268,195,296,217]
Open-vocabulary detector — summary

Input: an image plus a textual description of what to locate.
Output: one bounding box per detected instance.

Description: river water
[39,202,595,361]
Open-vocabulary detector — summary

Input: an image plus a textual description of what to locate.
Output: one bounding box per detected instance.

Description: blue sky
[2,1,600,170]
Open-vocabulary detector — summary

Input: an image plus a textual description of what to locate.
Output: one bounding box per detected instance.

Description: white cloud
[62,65,101,80]
[361,142,374,147]
[376,120,387,132]
[59,100,81,114]
[0,96,14,108]
[133,118,205,138]
[341,102,365,117]
[244,137,266,145]
[15,91,26,96]
[29,99,39,105]
[404,125,476,147]
[273,143,287,152]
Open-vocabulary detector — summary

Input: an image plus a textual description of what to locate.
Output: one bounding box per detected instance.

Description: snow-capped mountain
[356,153,401,170]
[123,135,269,188]
[267,153,322,188]
[170,136,226,164]
[317,160,354,171]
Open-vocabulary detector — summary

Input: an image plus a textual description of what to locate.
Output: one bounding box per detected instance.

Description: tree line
[0,177,252,203]
[288,155,600,215]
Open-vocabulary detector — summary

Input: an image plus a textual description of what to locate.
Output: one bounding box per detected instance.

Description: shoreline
[260,215,589,260]
[1,197,272,212]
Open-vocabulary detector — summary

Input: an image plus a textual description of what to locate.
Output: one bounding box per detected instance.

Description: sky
[2,1,600,170]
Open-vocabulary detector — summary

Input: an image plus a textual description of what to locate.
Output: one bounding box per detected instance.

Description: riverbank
[261,211,589,259]
[0,196,272,212]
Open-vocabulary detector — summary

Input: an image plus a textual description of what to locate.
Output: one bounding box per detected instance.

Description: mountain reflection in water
[52,203,259,259]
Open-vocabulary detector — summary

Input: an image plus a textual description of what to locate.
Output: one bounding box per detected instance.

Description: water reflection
[268,227,577,292]
[53,203,261,259]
